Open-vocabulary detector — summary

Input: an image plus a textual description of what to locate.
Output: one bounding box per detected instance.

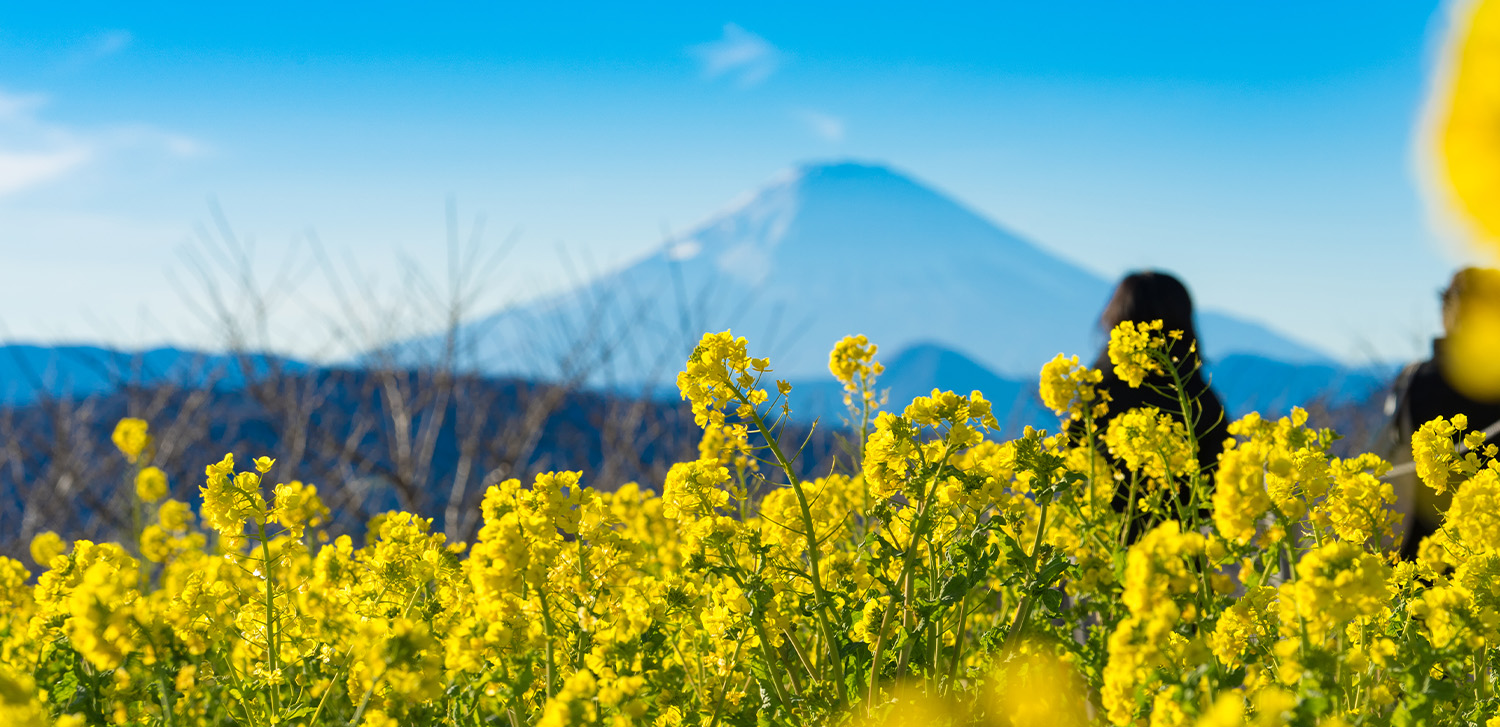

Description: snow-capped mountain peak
[425,160,1334,385]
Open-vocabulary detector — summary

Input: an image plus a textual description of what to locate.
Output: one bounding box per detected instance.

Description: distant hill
[0,344,306,405]
[1208,354,1393,419]
[412,161,1335,385]
[786,342,1043,431]
[786,342,1391,433]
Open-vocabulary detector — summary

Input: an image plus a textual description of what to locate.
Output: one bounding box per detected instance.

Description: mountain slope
[786,342,1043,429]
[417,161,1334,385]
[0,344,306,405]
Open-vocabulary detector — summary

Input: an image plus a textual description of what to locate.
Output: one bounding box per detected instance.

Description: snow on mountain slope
[430,161,1334,385]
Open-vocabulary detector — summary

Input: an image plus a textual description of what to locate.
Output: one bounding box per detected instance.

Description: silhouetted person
[1379,267,1500,561]
[1086,271,1231,540]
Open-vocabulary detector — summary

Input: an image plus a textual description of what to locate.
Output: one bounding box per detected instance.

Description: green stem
[156,674,176,727]
[929,540,943,687]
[347,675,380,727]
[706,638,748,727]
[256,522,281,718]
[865,460,949,711]
[538,586,558,700]
[1119,473,1140,548]
[574,534,592,670]
[892,544,922,679]
[735,388,848,705]
[784,627,816,677]
[1004,497,1052,649]
[754,621,794,707]
[947,592,969,690]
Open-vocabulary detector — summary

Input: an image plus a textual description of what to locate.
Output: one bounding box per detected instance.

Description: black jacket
[1081,347,1231,539]
[1380,339,1500,561]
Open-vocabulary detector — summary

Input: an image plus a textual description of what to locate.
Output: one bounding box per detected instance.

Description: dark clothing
[1090,349,1232,473]
[1082,348,1231,540]
[1379,339,1500,560]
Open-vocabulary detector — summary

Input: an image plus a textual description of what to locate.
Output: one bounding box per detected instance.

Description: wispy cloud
[0,148,92,196]
[91,30,133,58]
[0,88,204,198]
[62,29,133,71]
[795,109,845,142]
[690,23,781,87]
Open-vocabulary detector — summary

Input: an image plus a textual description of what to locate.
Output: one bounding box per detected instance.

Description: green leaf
[1038,588,1064,614]
[49,668,81,712]
[938,574,970,605]
[1037,554,1071,586]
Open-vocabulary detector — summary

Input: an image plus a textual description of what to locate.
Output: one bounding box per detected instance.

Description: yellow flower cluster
[1106,320,1170,388]
[199,453,268,535]
[5,328,1500,727]
[864,389,998,501]
[1410,413,1495,494]
[1102,523,1204,725]
[110,417,152,464]
[676,329,770,429]
[135,466,168,502]
[1039,353,1106,421]
[829,333,885,409]
[1101,406,1192,485]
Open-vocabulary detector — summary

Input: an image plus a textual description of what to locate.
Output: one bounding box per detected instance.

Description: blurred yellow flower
[110,418,151,464]
[28,531,65,567]
[134,466,168,503]
[1432,0,1500,249]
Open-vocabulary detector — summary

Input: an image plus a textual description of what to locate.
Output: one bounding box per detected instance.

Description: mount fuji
[433,161,1335,397]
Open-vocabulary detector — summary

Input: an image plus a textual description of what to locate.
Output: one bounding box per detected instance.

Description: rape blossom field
[1,325,1496,727]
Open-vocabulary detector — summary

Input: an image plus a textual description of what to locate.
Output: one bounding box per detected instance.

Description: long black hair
[1098,270,1200,346]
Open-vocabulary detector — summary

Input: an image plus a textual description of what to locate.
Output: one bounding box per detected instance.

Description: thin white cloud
[61,29,134,71]
[795,109,846,142]
[0,88,204,198]
[0,148,92,196]
[108,125,208,158]
[0,91,46,122]
[690,23,781,87]
[92,30,133,59]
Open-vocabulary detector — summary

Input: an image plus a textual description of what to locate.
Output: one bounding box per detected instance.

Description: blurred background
[0,1,1477,553]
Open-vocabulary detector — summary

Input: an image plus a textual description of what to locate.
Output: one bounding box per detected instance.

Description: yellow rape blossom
[158,499,194,532]
[1103,406,1192,483]
[271,481,329,540]
[1107,319,1169,388]
[63,558,140,670]
[1431,0,1500,249]
[1039,353,1105,421]
[660,458,730,521]
[1441,465,1500,557]
[110,417,152,464]
[677,330,770,428]
[1277,541,1387,644]
[134,466,168,503]
[1209,587,1276,670]
[0,667,49,727]
[29,532,65,567]
[1212,437,1273,544]
[1316,454,1397,545]
[199,454,267,535]
[1411,414,1468,494]
[829,334,885,409]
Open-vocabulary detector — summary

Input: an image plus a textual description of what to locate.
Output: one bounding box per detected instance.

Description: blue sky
[0,1,1472,363]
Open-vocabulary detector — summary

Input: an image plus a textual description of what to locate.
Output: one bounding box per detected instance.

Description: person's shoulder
[1401,357,1450,400]
[1408,356,1442,381]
